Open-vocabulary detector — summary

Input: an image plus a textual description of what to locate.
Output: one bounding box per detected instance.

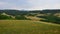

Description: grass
[0,20,60,34]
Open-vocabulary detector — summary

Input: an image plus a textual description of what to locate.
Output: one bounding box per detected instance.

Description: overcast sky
[0,0,60,10]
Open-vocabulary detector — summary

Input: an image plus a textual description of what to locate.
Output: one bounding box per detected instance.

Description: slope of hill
[0,20,60,34]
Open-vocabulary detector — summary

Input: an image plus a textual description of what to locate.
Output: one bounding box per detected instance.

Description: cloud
[0,0,60,10]
[0,2,7,5]
[24,0,60,10]
[54,4,60,8]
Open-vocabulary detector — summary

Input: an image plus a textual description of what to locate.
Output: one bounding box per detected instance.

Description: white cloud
[24,0,60,10]
[54,4,60,8]
[26,3,60,10]
[0,2,8,5]
[0,0,60,10]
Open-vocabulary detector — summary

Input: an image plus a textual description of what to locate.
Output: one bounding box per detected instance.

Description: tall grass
[0,20,60,34]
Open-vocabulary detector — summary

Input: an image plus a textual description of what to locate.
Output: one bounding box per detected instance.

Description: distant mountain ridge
[42,9,60,13]
[0,9,60,16]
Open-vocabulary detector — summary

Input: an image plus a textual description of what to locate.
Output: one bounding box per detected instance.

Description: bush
[15,15,28,20]
[0,15,12,20]
[40,15,60,24]
[27,13,37,16]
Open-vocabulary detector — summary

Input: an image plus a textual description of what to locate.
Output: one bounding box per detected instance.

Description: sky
[0,0,60,10]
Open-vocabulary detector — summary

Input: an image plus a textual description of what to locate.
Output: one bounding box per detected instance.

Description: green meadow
[0,20,60,34]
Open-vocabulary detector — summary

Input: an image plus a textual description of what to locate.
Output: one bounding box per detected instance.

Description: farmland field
[0,20,60,34]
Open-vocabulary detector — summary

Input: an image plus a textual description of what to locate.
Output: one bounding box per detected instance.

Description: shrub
[15,15,27,20]
[40,15,60,24]
[0,15,12,20]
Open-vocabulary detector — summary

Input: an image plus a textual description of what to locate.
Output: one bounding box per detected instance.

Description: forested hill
[0,9,60,16]
[0,10,29,16]
[42,9,60,13]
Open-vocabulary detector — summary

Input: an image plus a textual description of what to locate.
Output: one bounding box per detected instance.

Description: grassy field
[0,20,60,34]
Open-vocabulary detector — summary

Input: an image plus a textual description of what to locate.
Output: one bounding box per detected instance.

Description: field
[0,20,60,34]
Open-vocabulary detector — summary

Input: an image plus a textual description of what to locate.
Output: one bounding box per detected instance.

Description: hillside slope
[0,20,60,34]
